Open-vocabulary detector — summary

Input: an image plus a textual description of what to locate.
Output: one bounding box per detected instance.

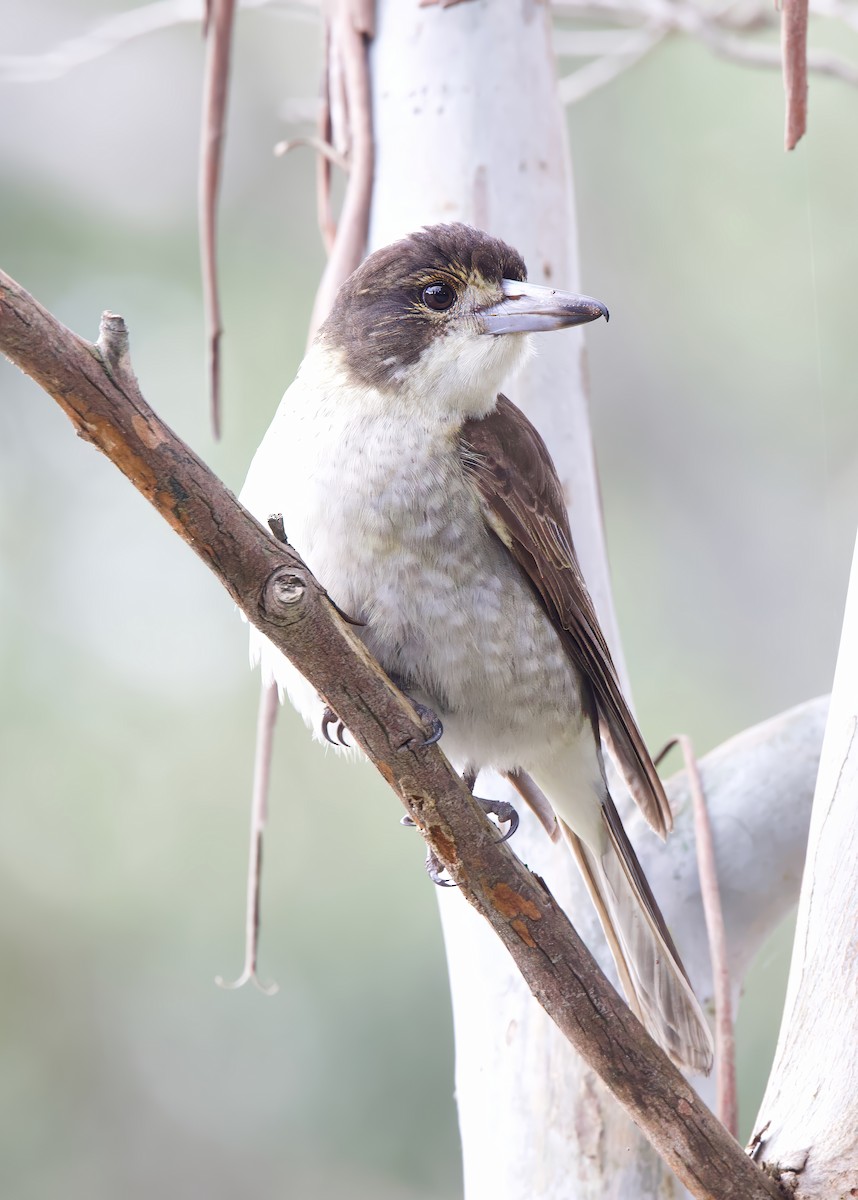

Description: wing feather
[460,394,672,837]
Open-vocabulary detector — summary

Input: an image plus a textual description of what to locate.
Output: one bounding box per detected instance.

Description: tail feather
[560,801,714,1075]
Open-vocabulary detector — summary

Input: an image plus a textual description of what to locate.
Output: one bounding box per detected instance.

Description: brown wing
[460,394,672,838]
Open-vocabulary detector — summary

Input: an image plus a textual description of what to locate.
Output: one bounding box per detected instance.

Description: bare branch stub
[0,266,789,1200]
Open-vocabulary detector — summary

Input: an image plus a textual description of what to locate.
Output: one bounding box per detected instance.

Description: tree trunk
[751,532,858,1198]
[367,3,822,1196]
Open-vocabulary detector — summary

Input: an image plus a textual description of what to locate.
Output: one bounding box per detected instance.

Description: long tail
[560,798,714,1074]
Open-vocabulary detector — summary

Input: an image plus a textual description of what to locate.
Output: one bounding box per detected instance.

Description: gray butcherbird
[240,223,713,1074]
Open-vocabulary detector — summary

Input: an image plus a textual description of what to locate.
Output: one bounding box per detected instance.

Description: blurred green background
[1,2,856,1197]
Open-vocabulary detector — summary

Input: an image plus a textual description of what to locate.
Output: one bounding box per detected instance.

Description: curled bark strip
[782,0,809,149]
[199,0,236,438]
[216,679,281,995]
[656,734,737,1137]
[273,134,350,171]
[0,268,785,1200]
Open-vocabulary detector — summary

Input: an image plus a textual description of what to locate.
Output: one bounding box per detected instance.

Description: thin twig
[782,0,810,148]
[695,22,858,84]
[558,27,666,103]
[199,0,236,439]
[552,0,857,100]
[556,4,856,108]
[273,135,350,171]
[656,735,738,1137]
[554,28,663,55]
[0,0,316,84]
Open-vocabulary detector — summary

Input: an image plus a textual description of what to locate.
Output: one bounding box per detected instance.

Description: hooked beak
[480,279,609,336]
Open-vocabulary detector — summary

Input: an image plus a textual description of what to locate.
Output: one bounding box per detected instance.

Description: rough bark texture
[0,268,792,1200]
[752,536,858,1197]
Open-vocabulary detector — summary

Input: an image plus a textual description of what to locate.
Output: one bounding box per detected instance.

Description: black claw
[420,718,443,747]
[321,706,350,747]
[476,796,520,844]
[410,701,444,748]
[496,808,520,844]
[321,706,338,745]
[400,814,417,827]
[425,848,456,888]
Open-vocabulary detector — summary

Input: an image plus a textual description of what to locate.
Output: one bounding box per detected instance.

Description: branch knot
[261,567,310,624]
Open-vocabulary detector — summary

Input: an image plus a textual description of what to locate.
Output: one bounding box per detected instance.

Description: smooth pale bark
[369,3,820,1197]
[751,537,858,1197]
[368,0,622,676]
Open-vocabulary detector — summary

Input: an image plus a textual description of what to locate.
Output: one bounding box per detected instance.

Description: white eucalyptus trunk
[751,534,858,1198]
[367,2,822,1196]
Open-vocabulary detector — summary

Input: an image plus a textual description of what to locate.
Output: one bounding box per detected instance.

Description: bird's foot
[425,846,455,887]
[476,795,520,844]
[399,699,443,750]
[462,770,520,843]
[320,705,350,747]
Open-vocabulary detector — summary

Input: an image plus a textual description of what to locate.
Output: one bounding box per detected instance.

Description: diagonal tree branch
[0,269,786,1200]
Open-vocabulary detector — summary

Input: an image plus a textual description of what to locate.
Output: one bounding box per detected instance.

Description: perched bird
[240,223,713,1074]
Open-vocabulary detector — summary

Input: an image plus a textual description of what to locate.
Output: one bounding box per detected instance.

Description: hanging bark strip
[307,0,375,335]
[0,268,787,1200]
[199,0,237,437]
[216,675,280,994]
[781,0,809,149]
[657,735,738,1136]
[236,0,378,997]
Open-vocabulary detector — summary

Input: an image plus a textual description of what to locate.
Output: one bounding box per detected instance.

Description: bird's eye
[422,282,456,311]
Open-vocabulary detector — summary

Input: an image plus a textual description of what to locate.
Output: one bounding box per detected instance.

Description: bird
[239,222,714,1074]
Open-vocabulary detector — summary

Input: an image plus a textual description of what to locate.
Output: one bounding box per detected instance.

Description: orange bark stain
[131,410,168,448]
[490,882,541,921]
[432,829,456,862]
[510,918,536,948]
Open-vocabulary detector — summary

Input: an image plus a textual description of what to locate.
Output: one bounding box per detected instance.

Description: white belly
[240,364,586,775]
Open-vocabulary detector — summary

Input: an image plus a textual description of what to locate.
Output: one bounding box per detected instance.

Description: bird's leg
[425,847,455,887]
[465,768,520,844]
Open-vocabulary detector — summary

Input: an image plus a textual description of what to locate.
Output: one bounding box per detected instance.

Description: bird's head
[318,223,608,419]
